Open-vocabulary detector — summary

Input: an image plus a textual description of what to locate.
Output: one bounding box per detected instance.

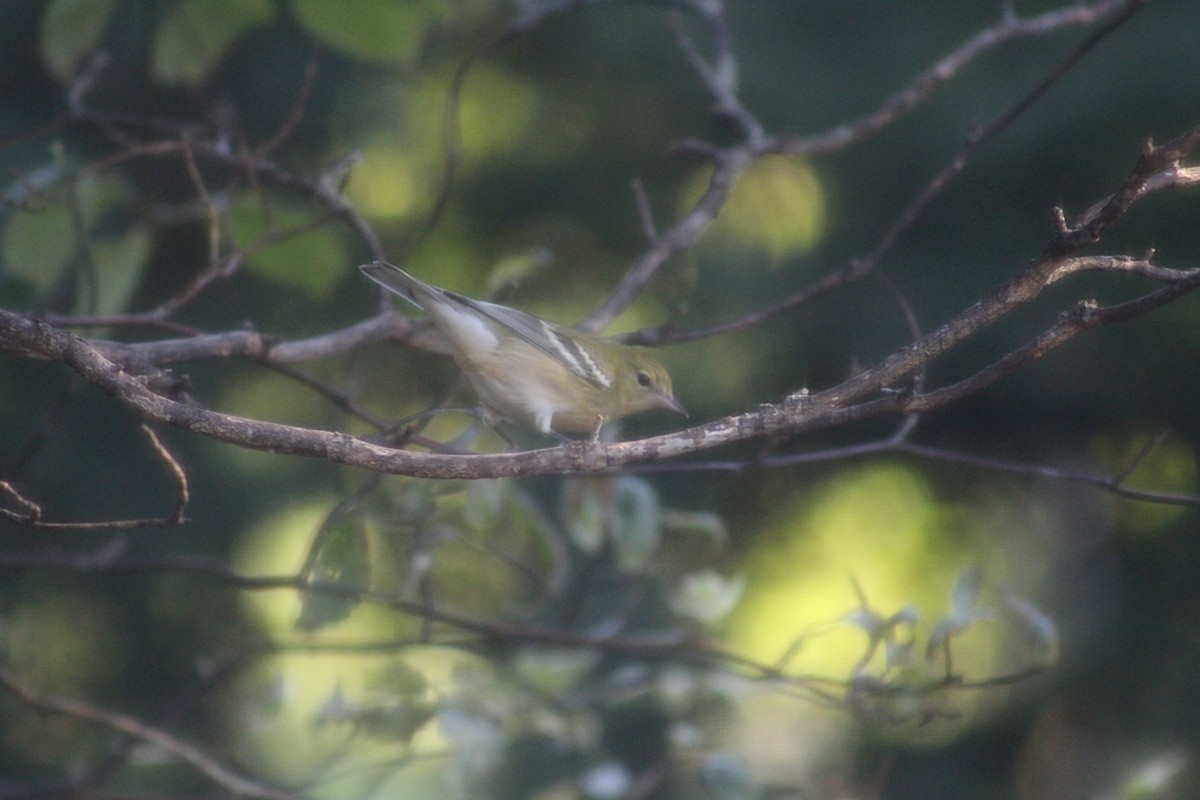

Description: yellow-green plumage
[361,262,685,435]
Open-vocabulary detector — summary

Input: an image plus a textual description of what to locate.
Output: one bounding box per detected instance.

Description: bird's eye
[637,371,651,387]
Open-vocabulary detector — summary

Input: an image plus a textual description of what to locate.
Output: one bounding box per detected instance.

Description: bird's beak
[656,392,689,419]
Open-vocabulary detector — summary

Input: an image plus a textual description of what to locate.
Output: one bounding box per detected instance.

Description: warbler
[361,261,686,436]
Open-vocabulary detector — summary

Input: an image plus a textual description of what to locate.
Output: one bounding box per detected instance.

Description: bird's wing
[362,261,612,389]
[456,295,614,389]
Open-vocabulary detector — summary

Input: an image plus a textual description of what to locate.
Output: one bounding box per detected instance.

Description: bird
[360,261,686,437]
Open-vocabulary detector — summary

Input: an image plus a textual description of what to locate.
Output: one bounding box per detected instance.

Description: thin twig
[771,0,1134,157]
[859,0,1149,274]
[181,133,223,271]
[0,424,190,530]
[142,423,190,523]
[620,0,1145,349]
[0,667,296,800]
[256,48,320,158]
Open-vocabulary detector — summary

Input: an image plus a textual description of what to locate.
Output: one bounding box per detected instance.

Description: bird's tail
[359,261,441,310]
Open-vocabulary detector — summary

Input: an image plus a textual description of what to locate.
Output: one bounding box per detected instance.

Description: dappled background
[2,1,1200,798]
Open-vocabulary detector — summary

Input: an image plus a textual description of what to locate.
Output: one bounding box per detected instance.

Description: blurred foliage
[1,0,1199,799]
[39,0,117,80]
[728,464,972,671]
[290,0,451,66]
[151,0,275,84]
[682,154,826,267]
[231,192,351,299]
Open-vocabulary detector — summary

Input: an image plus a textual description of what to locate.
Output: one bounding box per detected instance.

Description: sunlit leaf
[682,154,825,266]
[345,139,426,220]
[289,0,443,64]
[727,463,970,677]
[296,510,370,631]
[314,682,354,725]
[669,570,744,625]
[365,660,428,699]
[513,650,598,697]
[457,65,539,162]
[247,674,287,720]
[39,0,116,79]
[152,0,274,85]
[347,64,541,221]
[315,675,435,744]
[358,698,436,743]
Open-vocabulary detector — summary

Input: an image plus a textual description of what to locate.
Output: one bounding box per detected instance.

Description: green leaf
[314,683,355,725]
[366,660,428,699]
[358,697,435,743]
[481,247,553,298]
[289,0,443,64]
[296,511,370,631]
[83,225,152,317]
[1,203,76,295]
[682,154,826,266]
[230,194,347,299]
[40,0,116,80]
[3,172,148,305]
[315,678,434,744]
[564,480,607,556]
[611,477,662,571]
[152,0,275,85]
[76,172,128,228]
[512,650,597,695]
